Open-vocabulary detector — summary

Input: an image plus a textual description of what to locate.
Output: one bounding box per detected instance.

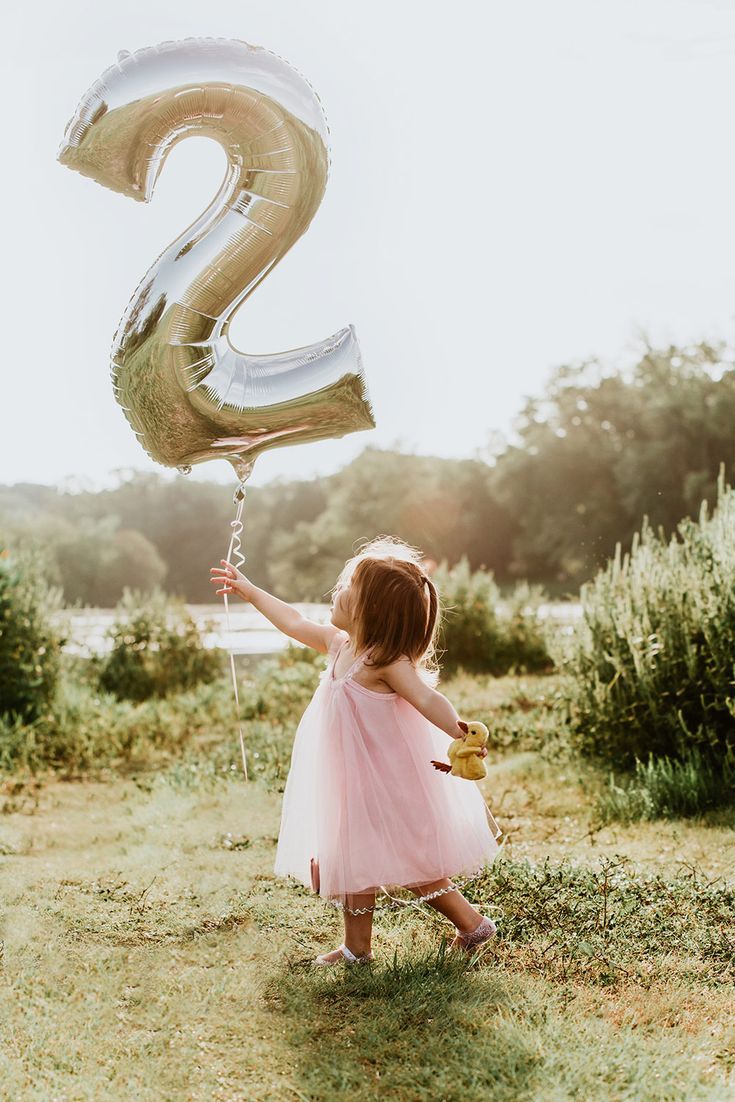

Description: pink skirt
[273,630,501,911]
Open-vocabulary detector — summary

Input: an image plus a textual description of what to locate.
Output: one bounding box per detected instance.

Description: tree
[52,515,166,606]
[490,337,735,587]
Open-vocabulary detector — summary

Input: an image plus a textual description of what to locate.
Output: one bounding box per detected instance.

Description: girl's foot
[313,943,375,966]
[449,915,497,953]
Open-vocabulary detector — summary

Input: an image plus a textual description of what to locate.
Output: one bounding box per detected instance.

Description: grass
[597,747,735,824]
[0,671,734,1100]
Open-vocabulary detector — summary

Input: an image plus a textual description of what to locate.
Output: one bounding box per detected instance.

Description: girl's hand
[209,560,255,602]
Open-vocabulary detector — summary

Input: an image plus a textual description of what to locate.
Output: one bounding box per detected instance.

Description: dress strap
[332,638,369,683]
[346,652,366,679]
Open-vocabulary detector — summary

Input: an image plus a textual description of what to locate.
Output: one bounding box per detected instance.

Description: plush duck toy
[430,720,489,780]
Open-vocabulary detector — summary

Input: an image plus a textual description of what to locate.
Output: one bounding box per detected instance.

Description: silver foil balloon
[58,37,375,483]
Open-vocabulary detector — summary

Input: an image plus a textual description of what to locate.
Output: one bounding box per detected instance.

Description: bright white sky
[4,0,735,491]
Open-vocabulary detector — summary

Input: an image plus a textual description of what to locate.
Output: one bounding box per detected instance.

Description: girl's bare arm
[209,560,338,653]
[381,658,465,739]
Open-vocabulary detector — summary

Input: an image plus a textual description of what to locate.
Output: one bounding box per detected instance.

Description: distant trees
[53,517,166,605]
[491,337,735,587]
[2,334,735,606]
[266,449,515,602]
[0,513,166,607]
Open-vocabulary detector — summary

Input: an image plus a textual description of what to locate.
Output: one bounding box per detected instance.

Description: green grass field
[1,672,733,1101]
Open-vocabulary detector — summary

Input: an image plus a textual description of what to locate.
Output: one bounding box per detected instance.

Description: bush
[554,463,735,771]
[433,555,553,676]
[0,546,67,724]
[94,586,223,701]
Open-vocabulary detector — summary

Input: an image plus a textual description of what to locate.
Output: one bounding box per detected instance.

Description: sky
[4,0,735,492]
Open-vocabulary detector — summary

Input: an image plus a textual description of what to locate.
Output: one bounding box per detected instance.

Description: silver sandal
[313,942,375,966]
[449,915,497,953]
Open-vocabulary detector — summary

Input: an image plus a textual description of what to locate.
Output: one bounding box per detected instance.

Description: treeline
[3,336,735,606]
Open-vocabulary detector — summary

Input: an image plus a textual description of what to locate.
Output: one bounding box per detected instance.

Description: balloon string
[483,797,503,841]
[223,485,249,781]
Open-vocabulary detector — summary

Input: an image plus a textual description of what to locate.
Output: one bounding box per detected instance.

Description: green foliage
[433,555,553,676]
[0,639,324,778]
[0,546,67,724]
[491,336,735,585]
[447,672,573,760]
[0,667,242,775]
[596,746,735,824]
[94,587,223,701]
[555,463,735,770]
[470,854,735,986]
[5,336,735,603]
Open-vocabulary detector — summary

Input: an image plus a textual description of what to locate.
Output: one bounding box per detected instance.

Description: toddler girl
[210,535,500,966]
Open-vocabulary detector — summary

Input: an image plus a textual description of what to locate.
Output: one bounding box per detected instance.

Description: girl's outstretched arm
[209,560,338,653]
[381,658,474,741]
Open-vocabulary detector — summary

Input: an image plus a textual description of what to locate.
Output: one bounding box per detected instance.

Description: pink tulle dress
[273,629,501,912]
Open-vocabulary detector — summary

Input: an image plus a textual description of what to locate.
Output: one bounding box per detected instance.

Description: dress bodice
[326,633,396,698]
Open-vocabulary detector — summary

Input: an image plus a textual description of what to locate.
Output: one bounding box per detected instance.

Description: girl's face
[330,577,354,631]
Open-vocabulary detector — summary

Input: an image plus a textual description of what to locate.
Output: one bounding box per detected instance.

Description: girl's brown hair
[330,535,442,686]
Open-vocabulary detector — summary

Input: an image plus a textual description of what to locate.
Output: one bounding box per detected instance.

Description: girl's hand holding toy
[431,720,490,780]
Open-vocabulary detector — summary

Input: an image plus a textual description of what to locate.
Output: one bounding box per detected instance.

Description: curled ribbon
[222,482,249,780]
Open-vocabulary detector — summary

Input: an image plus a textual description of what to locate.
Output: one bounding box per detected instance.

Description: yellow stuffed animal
[430,720,489,780]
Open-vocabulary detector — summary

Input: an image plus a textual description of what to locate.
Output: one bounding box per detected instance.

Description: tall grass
[597,745,735,824]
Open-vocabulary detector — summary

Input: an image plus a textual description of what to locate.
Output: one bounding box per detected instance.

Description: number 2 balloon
[58,37,375,484]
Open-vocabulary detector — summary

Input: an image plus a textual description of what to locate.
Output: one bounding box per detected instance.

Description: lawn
[1,672,733,1101]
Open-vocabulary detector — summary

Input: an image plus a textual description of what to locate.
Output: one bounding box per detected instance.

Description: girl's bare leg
[343,890,376,956]
[317,890,376,962]
[407,877,484,934]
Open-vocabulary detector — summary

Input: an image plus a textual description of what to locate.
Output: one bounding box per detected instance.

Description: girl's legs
[407,877,484,934]
[341,879,482,951]
[316,879,484,962]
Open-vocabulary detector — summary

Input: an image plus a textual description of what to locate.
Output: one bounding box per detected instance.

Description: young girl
[209,535,500,966]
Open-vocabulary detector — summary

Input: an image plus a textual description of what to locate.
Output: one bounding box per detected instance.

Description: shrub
[94,586,223,701]
[0,673,228,775]
[553,463,735,771]
[0,545,67,725]
[433,555,553,676]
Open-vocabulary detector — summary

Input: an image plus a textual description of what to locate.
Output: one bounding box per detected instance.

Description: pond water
[51,601,582,658]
